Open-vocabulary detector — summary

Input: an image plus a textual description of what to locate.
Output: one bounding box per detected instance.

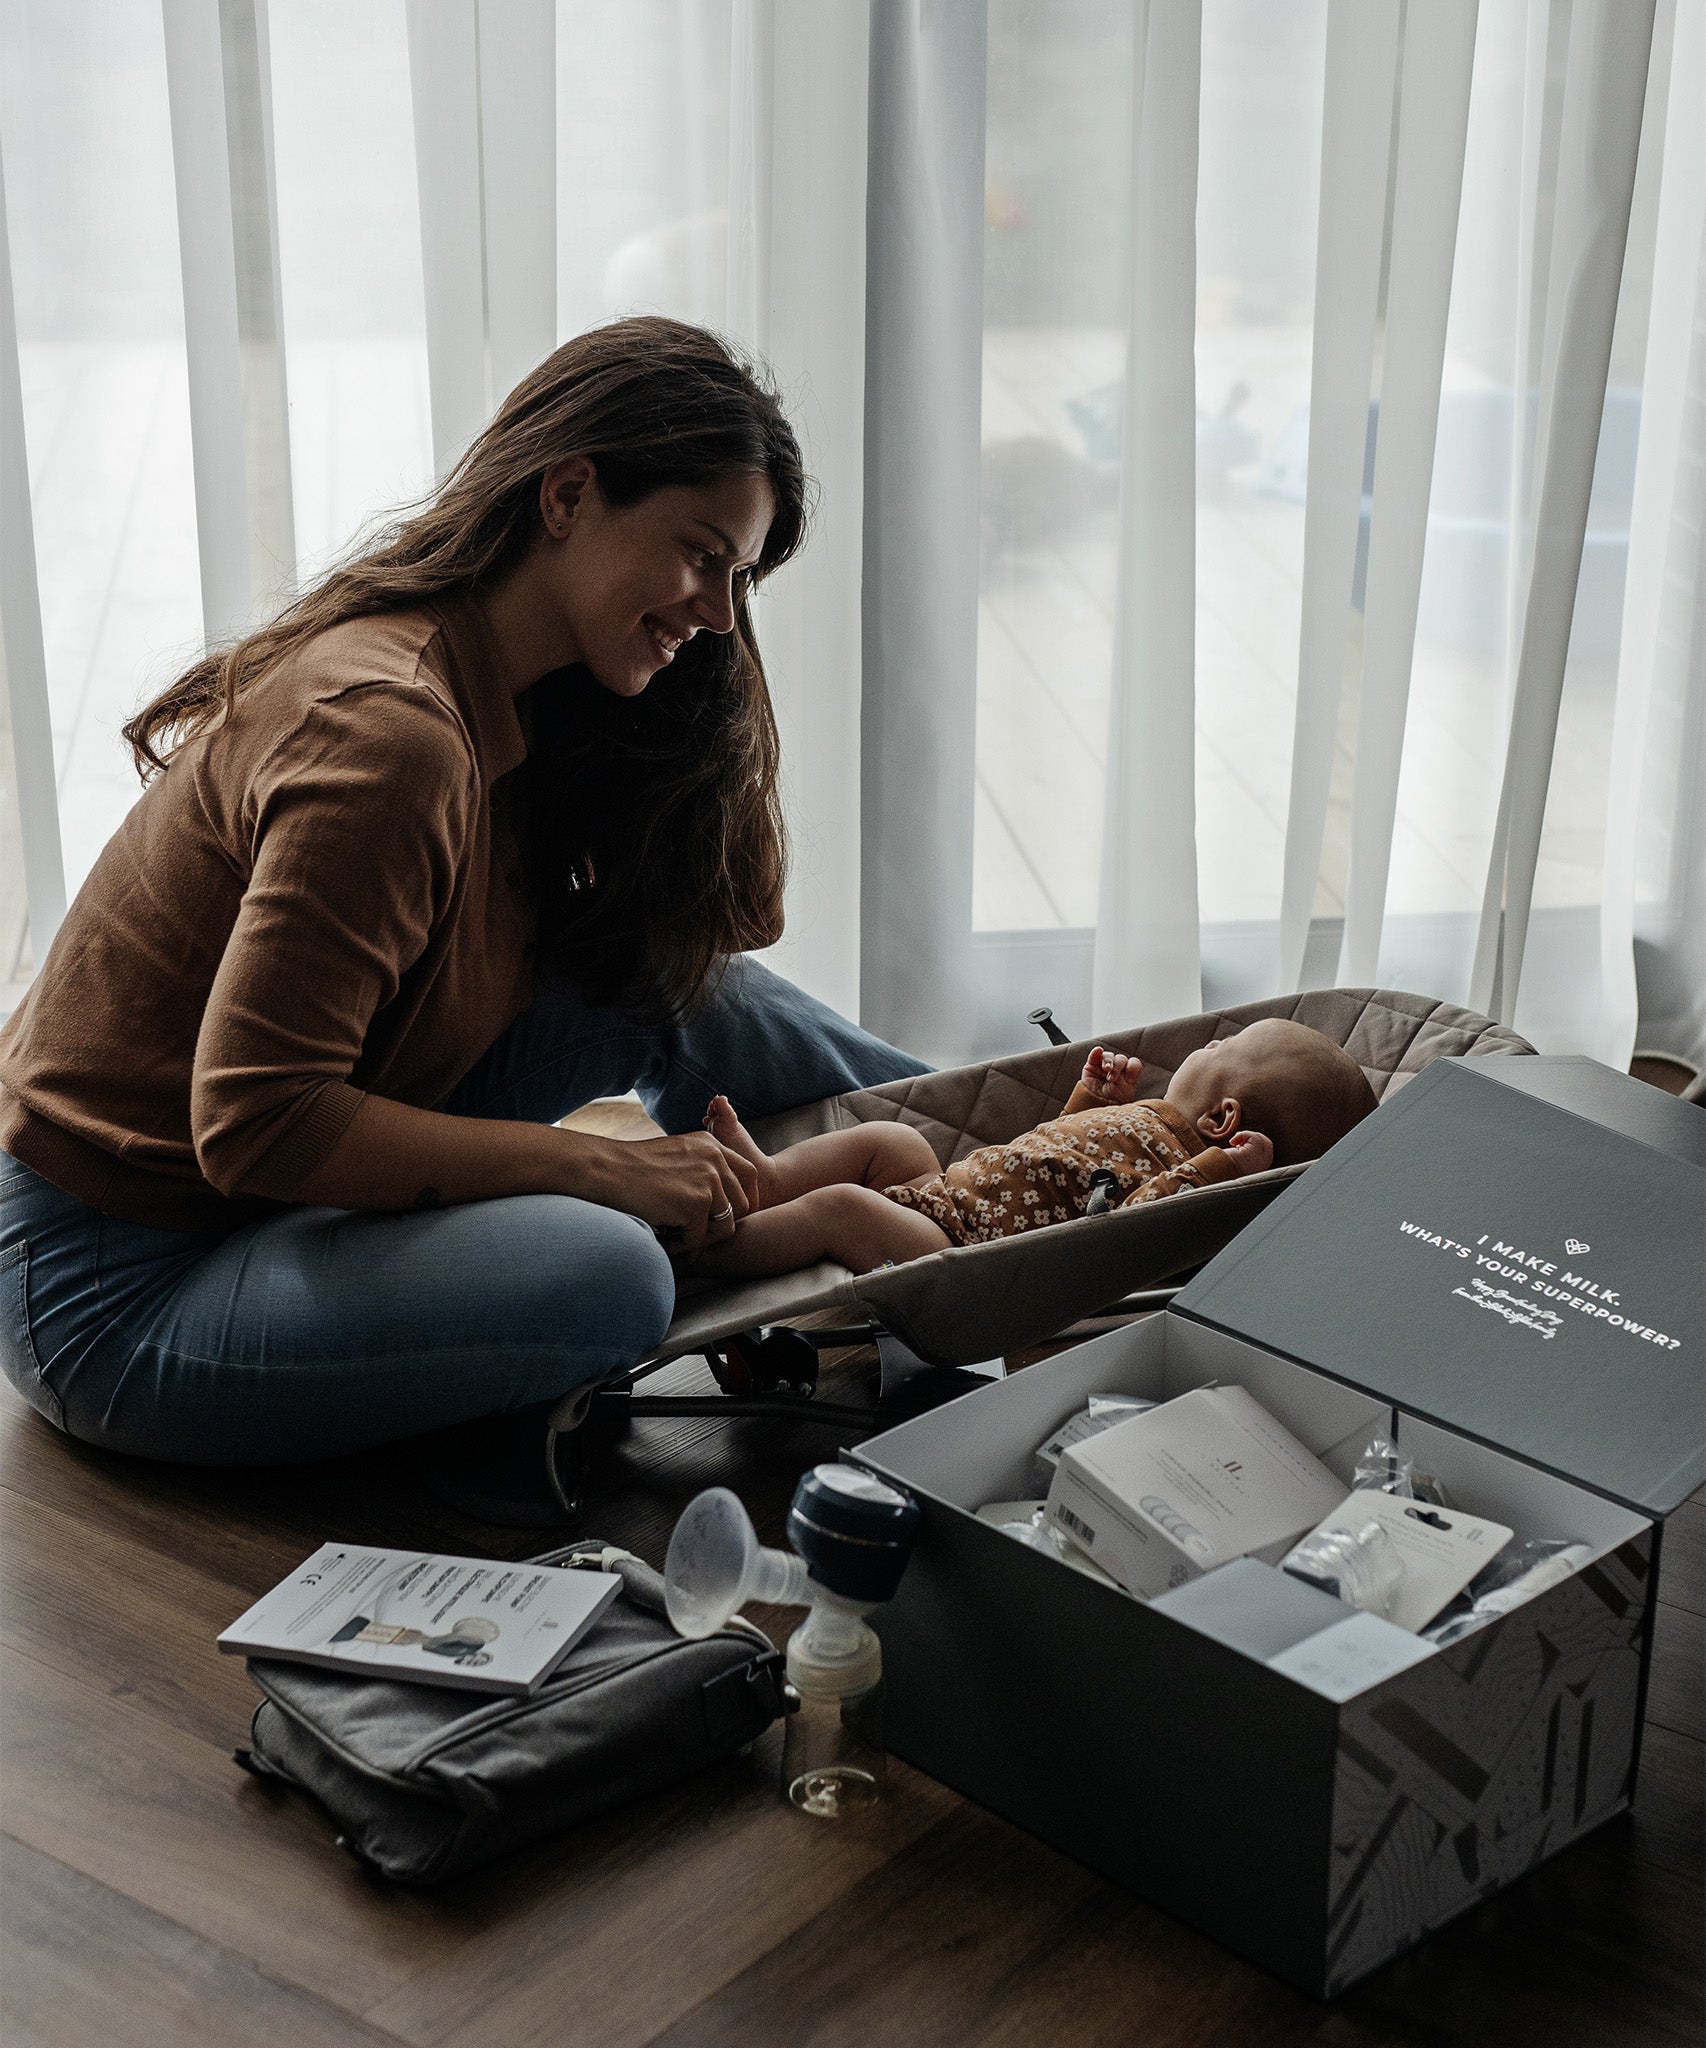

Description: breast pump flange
[664,1465,920,1818]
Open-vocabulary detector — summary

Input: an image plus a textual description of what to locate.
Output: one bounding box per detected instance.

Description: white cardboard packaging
[1044,1384,1348,1598]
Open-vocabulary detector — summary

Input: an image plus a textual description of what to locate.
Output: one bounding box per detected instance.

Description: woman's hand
[290,1093,762,1234]
[596,1129,761,1256]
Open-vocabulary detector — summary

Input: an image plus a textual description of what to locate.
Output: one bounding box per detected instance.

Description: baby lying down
[695,1018,1377,1279]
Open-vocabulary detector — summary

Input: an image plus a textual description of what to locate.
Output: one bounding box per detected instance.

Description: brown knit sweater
[0,597,536,1230]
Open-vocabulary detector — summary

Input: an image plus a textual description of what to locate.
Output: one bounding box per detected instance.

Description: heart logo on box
[1565,1239,1590,1256]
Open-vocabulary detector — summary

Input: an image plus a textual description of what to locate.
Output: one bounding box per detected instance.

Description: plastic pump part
[787,1466,921,1605]
[663,1486,809,1640]
[664,1467,920,1639]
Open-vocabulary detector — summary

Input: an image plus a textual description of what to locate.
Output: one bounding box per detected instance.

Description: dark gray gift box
[855,1057,1704,1997]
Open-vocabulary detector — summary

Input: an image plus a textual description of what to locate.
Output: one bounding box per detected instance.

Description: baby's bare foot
[702,1093,745,1150]
[703,1095,778,1206]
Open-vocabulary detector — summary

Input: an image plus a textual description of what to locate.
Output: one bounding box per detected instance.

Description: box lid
[1176,1057,1705,1515]
[1463,1052,1706,1167]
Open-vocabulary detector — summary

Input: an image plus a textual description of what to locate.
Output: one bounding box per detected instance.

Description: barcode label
[1056,1505,1095,1546]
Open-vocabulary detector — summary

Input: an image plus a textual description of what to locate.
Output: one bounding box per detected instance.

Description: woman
[0,318,926,1495]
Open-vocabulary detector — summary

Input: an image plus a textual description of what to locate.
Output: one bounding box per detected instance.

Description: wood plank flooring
[1,1138,1700,2044]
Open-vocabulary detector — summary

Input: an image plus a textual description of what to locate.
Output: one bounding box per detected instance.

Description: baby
[694,1018,1377,1279]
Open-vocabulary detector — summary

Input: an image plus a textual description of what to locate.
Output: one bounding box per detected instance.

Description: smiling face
[536,460,776,698]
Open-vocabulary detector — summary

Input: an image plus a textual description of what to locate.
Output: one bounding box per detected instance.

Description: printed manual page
[218,1545,622,1695]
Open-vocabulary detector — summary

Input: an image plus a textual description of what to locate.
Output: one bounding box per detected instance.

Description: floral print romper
[882,1097,1240,1249]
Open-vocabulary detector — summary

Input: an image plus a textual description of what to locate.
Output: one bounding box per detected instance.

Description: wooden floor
[3,1360,1699,2046]
[1,1120,1701,2044]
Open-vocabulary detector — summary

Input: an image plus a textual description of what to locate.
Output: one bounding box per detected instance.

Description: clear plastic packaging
[1351,1433,1451,1508]
[976,1500,1124,1588]
[1281,1518,1404,1618]
[1407,1467,1451,1508]
[1422,1539,1592,1645]
[1032,1395,1157,1489]
[1353,1434,1412,1496]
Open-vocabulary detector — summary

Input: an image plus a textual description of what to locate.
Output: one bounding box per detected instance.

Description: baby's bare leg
[765,1124,940,1203]
[692,1183,951,1278]
[705,1097,940,1209]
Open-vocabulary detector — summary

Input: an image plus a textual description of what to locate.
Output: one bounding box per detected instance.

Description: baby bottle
[664,1464,920,1818]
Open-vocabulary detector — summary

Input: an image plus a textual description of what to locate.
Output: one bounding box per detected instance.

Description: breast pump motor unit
[665,1465,920,1817]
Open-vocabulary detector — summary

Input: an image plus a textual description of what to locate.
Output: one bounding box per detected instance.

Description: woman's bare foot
[702,1095,779,1207]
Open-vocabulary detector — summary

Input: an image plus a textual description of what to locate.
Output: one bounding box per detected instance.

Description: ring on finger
[712,1203,735,1223]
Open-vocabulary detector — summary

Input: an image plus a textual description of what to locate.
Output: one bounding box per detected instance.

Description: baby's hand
[1225,1130,1275,1176]
[1080,1046,1143,1105]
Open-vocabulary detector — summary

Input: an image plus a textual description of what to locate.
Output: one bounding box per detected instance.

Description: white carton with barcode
[1045,1384,1347,1598]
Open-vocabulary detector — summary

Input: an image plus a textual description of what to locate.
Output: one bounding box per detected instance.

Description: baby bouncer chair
[544,988,1531,1511]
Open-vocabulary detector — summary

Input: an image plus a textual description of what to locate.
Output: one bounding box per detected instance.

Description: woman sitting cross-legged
[0,317,927,1510]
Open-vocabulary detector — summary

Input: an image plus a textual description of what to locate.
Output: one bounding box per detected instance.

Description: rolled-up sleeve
[190,684,473,1200]
[1119,1146,1242,1205]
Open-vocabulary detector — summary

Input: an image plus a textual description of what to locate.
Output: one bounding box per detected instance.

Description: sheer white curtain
[1089,0,1202,1032]
[1600,0,1706,1070]
[2,0,1700,1074]
[858,0,986,1057]
[746,2,869,1021]
[1278,0,1400,997]
[406,0,557,482]
[1470,0,1656,1029]
[0,123,64,991]
[160,0,294,639]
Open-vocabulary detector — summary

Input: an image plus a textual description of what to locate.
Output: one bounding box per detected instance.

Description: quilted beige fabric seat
[652,988,1533,1371]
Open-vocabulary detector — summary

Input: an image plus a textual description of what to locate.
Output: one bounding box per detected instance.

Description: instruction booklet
[218,1544,621,1696]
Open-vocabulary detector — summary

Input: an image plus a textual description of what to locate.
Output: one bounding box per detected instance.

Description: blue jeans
[0,959,928,1466]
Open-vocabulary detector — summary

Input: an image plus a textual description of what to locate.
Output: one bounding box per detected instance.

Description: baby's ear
[1198,1095,1241,1140]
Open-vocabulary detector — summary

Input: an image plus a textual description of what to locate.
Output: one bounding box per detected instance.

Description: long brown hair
[123,317,809,1018]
